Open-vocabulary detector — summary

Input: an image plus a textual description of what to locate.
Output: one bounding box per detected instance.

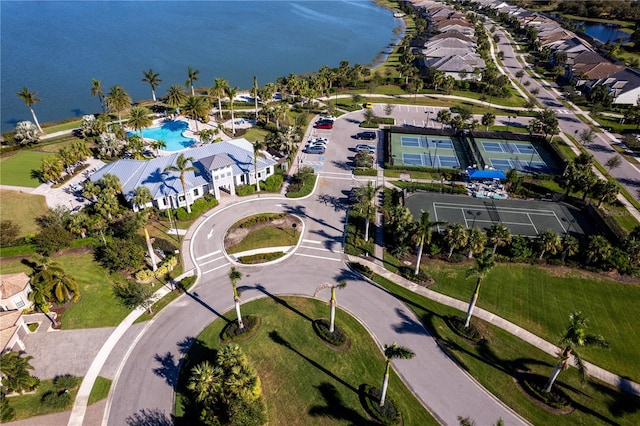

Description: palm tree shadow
[308,382,376,425]
[184,290,231,322]
[125,407,174,426]
[391,306,430,336]
[283,203,342,233]
[269,330,358,394]
[152,351,179,389]
[589,379,640,418]
[254,284,312,322]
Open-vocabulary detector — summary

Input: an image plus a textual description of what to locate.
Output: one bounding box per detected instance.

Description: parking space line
[302,239,322,244]
[199,256,226,266]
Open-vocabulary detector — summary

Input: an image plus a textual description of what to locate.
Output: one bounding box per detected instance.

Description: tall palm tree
[487,223,511,254]
[379,342,415,407]
[226,86,239,135]
[165,84,187,115]
[213,78,229,120]
[538,229,561,260]
[16,87,44,133]
[131,185,153,211]
[163,154,196,214]
[182,96,209,132]
[355,181,379,242]
[252,140,266,192]
[314,281,347,333]
[464,250,495,328]
[444,223,469,258]
[561,235,580,262]
[228,267,243,329]
[185,66,200,96]
[141,69,162,103]
[466,227,487,259]
[251,75,260,120]
[91,78,106,113]
[127,106,152,139]
[414,210,446,275]
[585,235,611,265]
[544,312,608,392]
[105,85,132,124]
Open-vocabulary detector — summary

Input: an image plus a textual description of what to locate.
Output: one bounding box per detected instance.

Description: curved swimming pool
[129,120,195,151]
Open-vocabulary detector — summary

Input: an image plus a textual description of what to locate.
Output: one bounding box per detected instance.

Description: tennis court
[391,131,470,169]
[405,193,588,238]
[471,137,561,175]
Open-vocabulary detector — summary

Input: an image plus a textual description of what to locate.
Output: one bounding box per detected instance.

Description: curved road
[104,113,528,426]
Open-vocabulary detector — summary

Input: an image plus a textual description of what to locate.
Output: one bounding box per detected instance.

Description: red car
[315,121,333,129]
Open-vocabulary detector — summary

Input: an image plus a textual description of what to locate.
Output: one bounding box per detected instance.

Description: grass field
[5,378,79,421]
[0,151,53,187]
[0,189,48,236]
[226,225,300,254]
[373,273,640,426]
[175,297,438,426]
[425,262,640,383]
[0,252,132,329]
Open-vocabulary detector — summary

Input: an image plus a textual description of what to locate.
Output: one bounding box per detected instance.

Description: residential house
[90,138,278,211]
[0,273,32,312]
[588,68,640,105]
[0,311,29,353]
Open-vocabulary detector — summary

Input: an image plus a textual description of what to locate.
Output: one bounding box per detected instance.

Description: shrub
[53,374,79,391]
[353,168,377,176]
[33,224,73,255]
[260,174,283,192]
[313,319,347,346]
[361,384,401,425]
[446,316,482,342]
[236,184,256,196]
[41,390,73,409]
[135,269,155,282]
[154,237,178,254]
[222,315,260,341]
[175,197,219,220]
[0,391,15,422]
[228,398,268,426]
[0,220,21,246]
[177,275,197,292]
[96,238,145,272]
[349,262,374,279]
[238,252,286,264]
[238,213,286,228]
[449,253,466,263]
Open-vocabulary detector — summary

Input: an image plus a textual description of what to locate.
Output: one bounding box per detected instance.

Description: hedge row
[175,196,219,221]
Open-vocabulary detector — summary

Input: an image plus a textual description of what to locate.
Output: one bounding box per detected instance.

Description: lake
[573,21,631,44]
[1,1,401,133]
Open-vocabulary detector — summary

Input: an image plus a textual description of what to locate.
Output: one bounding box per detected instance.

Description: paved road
[105,113,528,426]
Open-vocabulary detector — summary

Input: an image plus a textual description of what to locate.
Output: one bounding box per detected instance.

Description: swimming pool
[128,120,195,151]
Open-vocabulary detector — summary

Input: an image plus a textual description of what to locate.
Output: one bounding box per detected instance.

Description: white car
[355,144,376,153]
[309,137,328,144]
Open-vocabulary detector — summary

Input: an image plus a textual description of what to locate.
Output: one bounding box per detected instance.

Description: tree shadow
[125,408,174,426]
[391,306,429,336]
[308,382,376,425]
[152,351,179,389]
[589,379,640,418]
[282,203,342,233]
[309,228,343,253]
[316,193,347,212]
[329,159,353,171]
[269,330,358,394]
[184,290,231,322]
[254,284,313,322]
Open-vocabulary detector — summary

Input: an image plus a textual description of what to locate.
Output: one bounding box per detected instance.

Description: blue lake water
[127,120,195,151]
[1,0,400,133]
[573,20,631,44]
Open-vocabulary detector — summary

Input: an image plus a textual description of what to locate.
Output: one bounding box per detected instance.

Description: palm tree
[594,180,619,207]
[213,78,229,120]
[414,210,446,275]
[464,250,495,328]
[561,235,580,262]
[131,186,153,211]
[185,66,200,96]
[487,223,511,254]
[482,112,495,131]
[314,281,347,333]
[28,281,52,313]
[379,343,415,407]
[544,312,608,392]
[16,87,44,133]
[466,227,487,259]
[444,223,469,258]
[91,78,106,113]
[105,85,132,124]
[165,84,187,115]
[0,351,39,394]
[436,109,451,129]
[585,235,611,265]
[141,69,162,103]
[163,154,196,214]
[537,229,561,260]
[31,258,80,304]
[252,75,260,120]
[127,106,152,139]
[182,96,209,132]
[228,267,244,329]
[252,140,266,192]
[149,139,167,154]
[187,360,219,406]
[226,86,239,135]
[354,182,379,242]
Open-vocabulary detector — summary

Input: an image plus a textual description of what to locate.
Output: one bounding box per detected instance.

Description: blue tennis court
[401,136,421,147]
[482,141,505,153]
[402,153,459,167]
[490,158,551,173]
[514,143,536,154]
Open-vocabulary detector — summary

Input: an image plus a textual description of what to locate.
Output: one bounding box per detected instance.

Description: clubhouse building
[90,138,278,211]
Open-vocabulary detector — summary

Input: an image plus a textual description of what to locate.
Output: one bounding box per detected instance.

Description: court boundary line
[433,201,558,216]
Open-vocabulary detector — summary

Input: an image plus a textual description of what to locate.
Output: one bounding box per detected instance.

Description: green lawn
[0,189,48,237]
[0,252,132,329]
[175,297,438,426]
[372,273,640,426]
[6,378,79,420]
[88,376,112,405]
[0,151,53,187]
[425,262,640,383]
[226,225,300,254]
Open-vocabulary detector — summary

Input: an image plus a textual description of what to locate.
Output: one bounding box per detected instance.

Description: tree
[0,390,15,422]
[141,69,162,103]
[251,75,260,120]
[127,106,152,139]
[515,69,524,83]
[149,139,167,154]
[487,223,511,254]
[314,281,347,333]
[16,87,44,133]
[182,96,209,132]
[105,85,132,124]
[585,235,612,265]
[163,154,197,214]
[38,156,64,183]
[213,78,229,120]
[31,257,81,304]
[466,227,487,259]
[593,180,619,207]
[444,223,469,258]
[561,235,580,261]
[91,78,106,113]
[185,66,200,96]
[537,229,561,260]
[414,211,445,275]
[464,250,495,328]
[131,186,153,211]
[544,312,608,392]
[97,238,145,272]
[226,86,239,135]
[32,224,73,256]
[437,109,452,129]
[577,128,596,145]
[0,220,21,246]
[113,281,155,314]
[481,112,495,131]
[1,351,39,394]
[354,181,379,242]
[229,267,244,329]
[13,121,41,145]
[252,140,266,192]
[165,84,187,114]
[379,343,415,407]
[604,155,622,172]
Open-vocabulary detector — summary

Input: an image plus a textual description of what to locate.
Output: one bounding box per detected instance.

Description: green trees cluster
[557,154,620,207]
[37,139,91,183]
[186,344,266,426]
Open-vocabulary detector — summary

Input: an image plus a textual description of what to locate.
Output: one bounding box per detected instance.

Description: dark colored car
[316,121,333,129]
[354,131,376,140]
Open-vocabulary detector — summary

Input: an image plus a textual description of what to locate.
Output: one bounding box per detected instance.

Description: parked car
[320,115,336,122]
[304,145,325,154]
[355,144,376,152]
[309,137,328,144]
[364,102,373,109]
[315,121,333,129]
[354,131,376,140]
[306,141,327,150]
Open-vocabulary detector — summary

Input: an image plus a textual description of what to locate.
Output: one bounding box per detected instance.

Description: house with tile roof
[0,273,32,312]
[90,138,278,211]
[0,311,30,353]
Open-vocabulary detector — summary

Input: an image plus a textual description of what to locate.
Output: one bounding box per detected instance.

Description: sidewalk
[347,254,640,398]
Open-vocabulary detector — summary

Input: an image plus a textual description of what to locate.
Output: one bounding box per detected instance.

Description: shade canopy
[467,169,506,180]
